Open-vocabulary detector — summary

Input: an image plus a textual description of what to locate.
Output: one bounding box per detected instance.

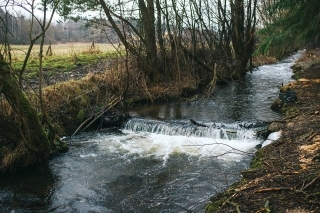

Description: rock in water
[279,91,297,103]
[102,111,131,128]
[270,98,284,112]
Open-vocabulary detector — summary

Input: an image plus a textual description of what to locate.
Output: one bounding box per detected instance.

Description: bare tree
[0,0,65,173]
[59,0,258,83]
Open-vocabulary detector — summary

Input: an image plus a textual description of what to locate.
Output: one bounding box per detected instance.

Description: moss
[268,122,282,132]
[206,180,246,213]
[282,106,299,118]
[291,73,300,80]
[77,109,86,121]
[54,140,68,153]
[205,200,222,213]
[249,149,263,170]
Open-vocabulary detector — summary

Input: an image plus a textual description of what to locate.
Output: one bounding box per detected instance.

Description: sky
[1,0,61,23]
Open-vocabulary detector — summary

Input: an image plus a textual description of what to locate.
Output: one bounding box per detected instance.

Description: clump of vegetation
[252,54,277,66]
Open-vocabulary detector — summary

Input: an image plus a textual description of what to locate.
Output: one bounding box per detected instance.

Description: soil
[26,58,112,89]
[206,48,320,213]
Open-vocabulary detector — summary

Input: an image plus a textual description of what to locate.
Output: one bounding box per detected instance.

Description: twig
[72,97,122,136]
[189,119,208,127]
[71,115,94,137]
[220,192,241,212]
[183,143,254,156]
[82,97,122,131]
[255,187,293,193]
[226,201,241,213]
[301,173,320,191]
[306,131,319,142]
[281,171,299,175]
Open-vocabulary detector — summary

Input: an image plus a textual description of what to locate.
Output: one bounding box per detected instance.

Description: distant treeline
[0,8,118,44]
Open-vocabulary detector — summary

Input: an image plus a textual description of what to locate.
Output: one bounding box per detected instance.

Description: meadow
[9,43,120,78]
[10,43,118,57]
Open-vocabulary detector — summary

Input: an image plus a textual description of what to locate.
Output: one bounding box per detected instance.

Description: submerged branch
[183,142,255,157]
[72,97,122,136]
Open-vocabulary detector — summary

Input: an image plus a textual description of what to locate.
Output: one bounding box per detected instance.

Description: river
[0,51,303,213]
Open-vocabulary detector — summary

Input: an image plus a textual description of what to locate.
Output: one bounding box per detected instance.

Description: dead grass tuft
[253,55,277,66]
[299,136,320,169]
[292,48,320,72]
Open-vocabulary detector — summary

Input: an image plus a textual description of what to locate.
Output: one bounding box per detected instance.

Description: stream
[0,51,303,213]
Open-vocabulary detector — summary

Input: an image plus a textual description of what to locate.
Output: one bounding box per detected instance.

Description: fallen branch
[301,173,320,191]
[72,97,122,136]
[255,187,293,193]
[72,115,95,137]
[183,142,254,156]
[306,131,320,142]
[189,119,208,127]
[281,171,299,175]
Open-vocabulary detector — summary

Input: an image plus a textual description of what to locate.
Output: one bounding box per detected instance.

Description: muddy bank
[205,48,320,213]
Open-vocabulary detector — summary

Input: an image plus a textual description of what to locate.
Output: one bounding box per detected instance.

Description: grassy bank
[205,48,320,213]
[34,55,199,134]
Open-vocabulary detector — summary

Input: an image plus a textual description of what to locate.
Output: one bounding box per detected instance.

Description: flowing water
[0,51,303,213]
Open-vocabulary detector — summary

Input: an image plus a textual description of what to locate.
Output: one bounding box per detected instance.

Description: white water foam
[80,153,98,158]
[96,130,262,163]
[262,131,281,147]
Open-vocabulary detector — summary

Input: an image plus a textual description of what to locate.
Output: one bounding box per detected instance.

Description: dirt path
[206,49,320,213]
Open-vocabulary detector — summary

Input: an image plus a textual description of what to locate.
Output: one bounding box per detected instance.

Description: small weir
[124,118,260,140]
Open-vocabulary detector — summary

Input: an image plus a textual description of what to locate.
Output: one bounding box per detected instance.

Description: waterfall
[124,118,260,140]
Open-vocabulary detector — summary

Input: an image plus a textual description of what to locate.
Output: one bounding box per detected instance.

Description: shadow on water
[0,165,58,213]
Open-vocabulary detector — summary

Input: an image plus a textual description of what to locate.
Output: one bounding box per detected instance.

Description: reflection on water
[127,51,302,123]
[0,166,56,212]
[0,51,303,213]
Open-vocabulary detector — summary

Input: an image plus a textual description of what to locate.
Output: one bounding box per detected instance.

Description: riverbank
[205,48,320,212]
[36,53,277,135]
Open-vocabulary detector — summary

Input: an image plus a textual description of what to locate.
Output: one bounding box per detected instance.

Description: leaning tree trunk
[0,57,52,172]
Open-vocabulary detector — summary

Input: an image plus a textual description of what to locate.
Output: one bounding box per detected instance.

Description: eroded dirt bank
[206,48,320,213]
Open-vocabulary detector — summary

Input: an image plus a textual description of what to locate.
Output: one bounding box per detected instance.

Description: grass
[10,43,118,57]
[9,43,120,77]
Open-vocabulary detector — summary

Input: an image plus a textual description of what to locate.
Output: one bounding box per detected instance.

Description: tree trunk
[0,57,52,172]
[230,0,257,77]
[99,0,159,81]
[156,0,165,76]
[138,0,158,81]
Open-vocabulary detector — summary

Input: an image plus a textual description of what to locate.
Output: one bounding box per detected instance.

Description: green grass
[14,52,114,72]
[9,43,120,78]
